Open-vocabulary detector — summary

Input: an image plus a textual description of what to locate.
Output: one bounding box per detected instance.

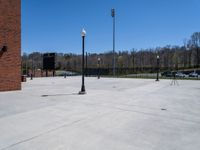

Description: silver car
[175,72,186,78]
[189,72,198,77]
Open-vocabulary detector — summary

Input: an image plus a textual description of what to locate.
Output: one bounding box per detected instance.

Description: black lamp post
[31,56,33,80]
[26,57,28,76]
[86,52,88,77]
[79,29,86,94]
[98,57,101,79]
[111,8,116,76]
[156,55,160,81]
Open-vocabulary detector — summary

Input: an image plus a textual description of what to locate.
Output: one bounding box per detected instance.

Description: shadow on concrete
[41,93,79,97]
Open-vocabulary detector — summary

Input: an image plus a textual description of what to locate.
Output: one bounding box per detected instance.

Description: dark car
[161,71,173,77]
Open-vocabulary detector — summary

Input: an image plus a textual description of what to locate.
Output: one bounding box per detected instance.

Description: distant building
[0,0,21,91]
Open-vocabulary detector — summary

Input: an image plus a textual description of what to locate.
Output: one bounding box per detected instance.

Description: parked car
[175,72,186,78]
[161,71,173,77]
[56,71,78,76]
[189,72,198,77]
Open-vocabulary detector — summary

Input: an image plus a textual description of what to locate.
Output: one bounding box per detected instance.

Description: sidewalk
[0,77,200,150]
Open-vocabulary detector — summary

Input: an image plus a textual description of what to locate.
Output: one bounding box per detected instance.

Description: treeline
[22,32,200,75]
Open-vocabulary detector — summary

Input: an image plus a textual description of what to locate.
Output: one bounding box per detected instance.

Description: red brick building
[0,0,21,91]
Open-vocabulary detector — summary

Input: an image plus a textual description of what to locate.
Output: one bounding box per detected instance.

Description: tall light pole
[111,8,116,76]
[79,29,86,94]
[156,55,160,81]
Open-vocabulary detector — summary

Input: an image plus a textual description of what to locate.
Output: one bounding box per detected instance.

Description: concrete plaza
[0,77,200,150]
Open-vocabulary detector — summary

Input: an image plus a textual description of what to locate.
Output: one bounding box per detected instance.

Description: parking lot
[0,77,200,150]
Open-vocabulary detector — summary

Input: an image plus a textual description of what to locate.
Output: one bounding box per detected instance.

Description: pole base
[79,91,86,95]
[155,79,159,81]
[79,85,86,94]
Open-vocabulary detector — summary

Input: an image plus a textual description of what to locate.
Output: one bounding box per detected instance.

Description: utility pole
[111,8,116,76]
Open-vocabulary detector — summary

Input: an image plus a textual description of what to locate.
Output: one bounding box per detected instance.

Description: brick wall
[0,0,21,91]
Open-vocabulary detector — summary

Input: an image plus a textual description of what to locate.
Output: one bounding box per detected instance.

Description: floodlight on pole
[111,8,116,76]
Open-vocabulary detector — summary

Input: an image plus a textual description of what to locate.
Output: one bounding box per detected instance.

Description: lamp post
[79,29,86,94]
[26,57,28,76]
[98,57,101,79]
[111,8,116,76]
[156,55,160,81]
[31,55,33,80]
[86,52,88,77]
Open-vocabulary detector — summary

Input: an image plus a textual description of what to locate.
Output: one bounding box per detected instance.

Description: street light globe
[81,28,86,37]
[98,57,101,61]
[157,55,160,59]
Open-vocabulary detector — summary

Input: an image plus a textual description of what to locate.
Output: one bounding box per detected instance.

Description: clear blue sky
[22,0,200,54]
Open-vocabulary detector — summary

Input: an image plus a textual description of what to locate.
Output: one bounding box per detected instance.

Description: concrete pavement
[0,77,200,150]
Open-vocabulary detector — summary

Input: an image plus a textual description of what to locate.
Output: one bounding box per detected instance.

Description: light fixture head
[1,45,7,52]
[81,28,86,37]
[111,8,115,17]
